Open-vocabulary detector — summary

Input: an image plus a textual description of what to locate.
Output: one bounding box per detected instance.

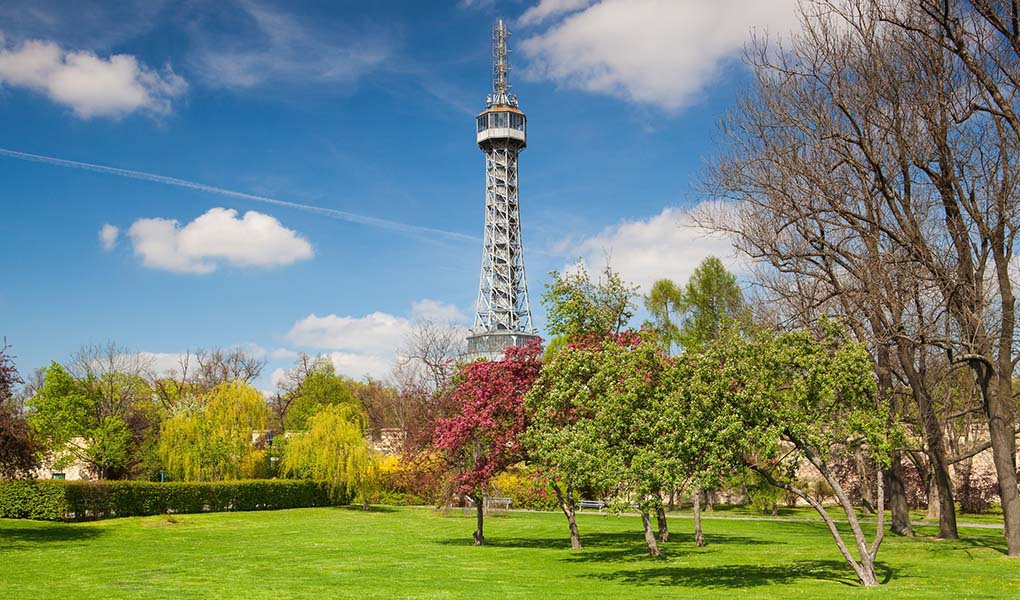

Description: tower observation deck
[466,19,541,361]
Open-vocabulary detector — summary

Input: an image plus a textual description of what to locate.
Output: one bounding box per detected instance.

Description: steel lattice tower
[466,19,540,360]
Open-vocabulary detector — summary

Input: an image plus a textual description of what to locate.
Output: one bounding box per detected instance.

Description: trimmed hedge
[0,479,347,521]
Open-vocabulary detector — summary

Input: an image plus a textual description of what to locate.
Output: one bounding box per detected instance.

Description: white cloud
[564,202,743,291]
[190,1,390,89]
[269,347,298,360]
[325,351,393,381]
[126,207,313,274]
[518,0,594,26]
[519,0,801,111]
[282,298,466,381]
[0,38,185,118]
[136,352,190,376]
[285,312,411,355]
[411,299,469,324]
[98,224,119,251]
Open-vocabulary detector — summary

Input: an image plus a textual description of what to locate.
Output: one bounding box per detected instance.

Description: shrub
[376,453,446,506]
[490,466,560,512]
[956,470,999,514]
[0,479,346,521]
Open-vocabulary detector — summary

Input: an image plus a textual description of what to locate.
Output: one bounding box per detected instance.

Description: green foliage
[0,479,343,521]
[543,262,637,340]
[0,479,69,520]
[27,363,93,460]
[83,416,133,476]
[644,278,683,352]
[283,361,360,430]
[676,256,747,352]
[159,381,268,481]
[27,361,157,478]
[282,403,378,503]
[524,338,625,500]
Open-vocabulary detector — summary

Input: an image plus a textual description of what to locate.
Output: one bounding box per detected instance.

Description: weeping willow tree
[159,381,268,481]
[282,403,379,507]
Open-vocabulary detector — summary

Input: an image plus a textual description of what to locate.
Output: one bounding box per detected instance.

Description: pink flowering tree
[433,341,542,545]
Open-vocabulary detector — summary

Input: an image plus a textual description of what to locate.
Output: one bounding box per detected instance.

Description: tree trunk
[471,493,485,546]
[641,510,661,557]
[886,451,913,536]
[925,475,940,522]
[656,505,669,542]
[757,433,886,587]
[693,487,705,547]
[552,484,582,550]
[855,448,876,514]
[976,367,1020,556]
[895,341,958,539]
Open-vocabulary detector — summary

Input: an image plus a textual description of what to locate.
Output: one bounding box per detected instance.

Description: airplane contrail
[0,147,476,243]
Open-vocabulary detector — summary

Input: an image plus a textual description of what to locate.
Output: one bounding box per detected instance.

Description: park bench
[464,496,513,512]
[578,499,606,511]
[485,497,513,511]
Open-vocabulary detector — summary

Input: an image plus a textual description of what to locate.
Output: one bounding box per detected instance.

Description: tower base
[464,331,542,362]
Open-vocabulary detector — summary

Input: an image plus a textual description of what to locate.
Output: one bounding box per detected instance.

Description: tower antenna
[490,19,517,108]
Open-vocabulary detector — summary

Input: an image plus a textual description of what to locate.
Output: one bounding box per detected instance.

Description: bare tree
[395,320,465,395]
[871,0,1020,557]
[703,0,1020,544]
[193,347,265,389]
[69,342,153,421]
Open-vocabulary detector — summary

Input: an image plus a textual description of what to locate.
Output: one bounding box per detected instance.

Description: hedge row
[0,479,347,521]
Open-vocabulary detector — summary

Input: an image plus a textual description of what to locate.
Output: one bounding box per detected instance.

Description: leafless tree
[68,342,153,421]
[193,347,265,389]
[705,0,1020,549]
[395,320,465,395]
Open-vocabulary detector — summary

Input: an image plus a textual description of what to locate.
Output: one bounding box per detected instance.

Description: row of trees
[0,341,388,505]
[428,260,890,587]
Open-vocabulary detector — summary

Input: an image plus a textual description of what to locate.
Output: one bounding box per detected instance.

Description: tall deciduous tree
[28,361,139,479]
[434,342,542,545]
[277,357,359,431]
[700,0,1020,541]
[674,256,748,545]
[676,257,747,352]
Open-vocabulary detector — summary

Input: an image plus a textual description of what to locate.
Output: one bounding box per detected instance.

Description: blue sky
[0,0,802,388]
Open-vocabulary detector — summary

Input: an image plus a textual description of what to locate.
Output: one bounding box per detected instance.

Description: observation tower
[465,19,541,361]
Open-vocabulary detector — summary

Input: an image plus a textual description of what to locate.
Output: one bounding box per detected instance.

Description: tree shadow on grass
[329,505,401,514]
[584,559,895,589]
[434,531,780,562]
[0,523,104,548]
[909,529,1009,556]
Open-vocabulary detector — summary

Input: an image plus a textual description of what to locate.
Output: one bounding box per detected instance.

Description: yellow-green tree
[282,403,378,506]
[159,381,268,481]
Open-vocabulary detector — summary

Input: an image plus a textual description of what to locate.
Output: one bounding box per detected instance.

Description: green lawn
[1,506,1017,599]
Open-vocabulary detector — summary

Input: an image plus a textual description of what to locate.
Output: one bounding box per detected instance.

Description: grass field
[1,506,1017,599]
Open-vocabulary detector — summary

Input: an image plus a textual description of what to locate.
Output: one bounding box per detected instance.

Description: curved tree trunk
[641,510,661,557]
[755,433,885,587]
[552,484,582,550]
